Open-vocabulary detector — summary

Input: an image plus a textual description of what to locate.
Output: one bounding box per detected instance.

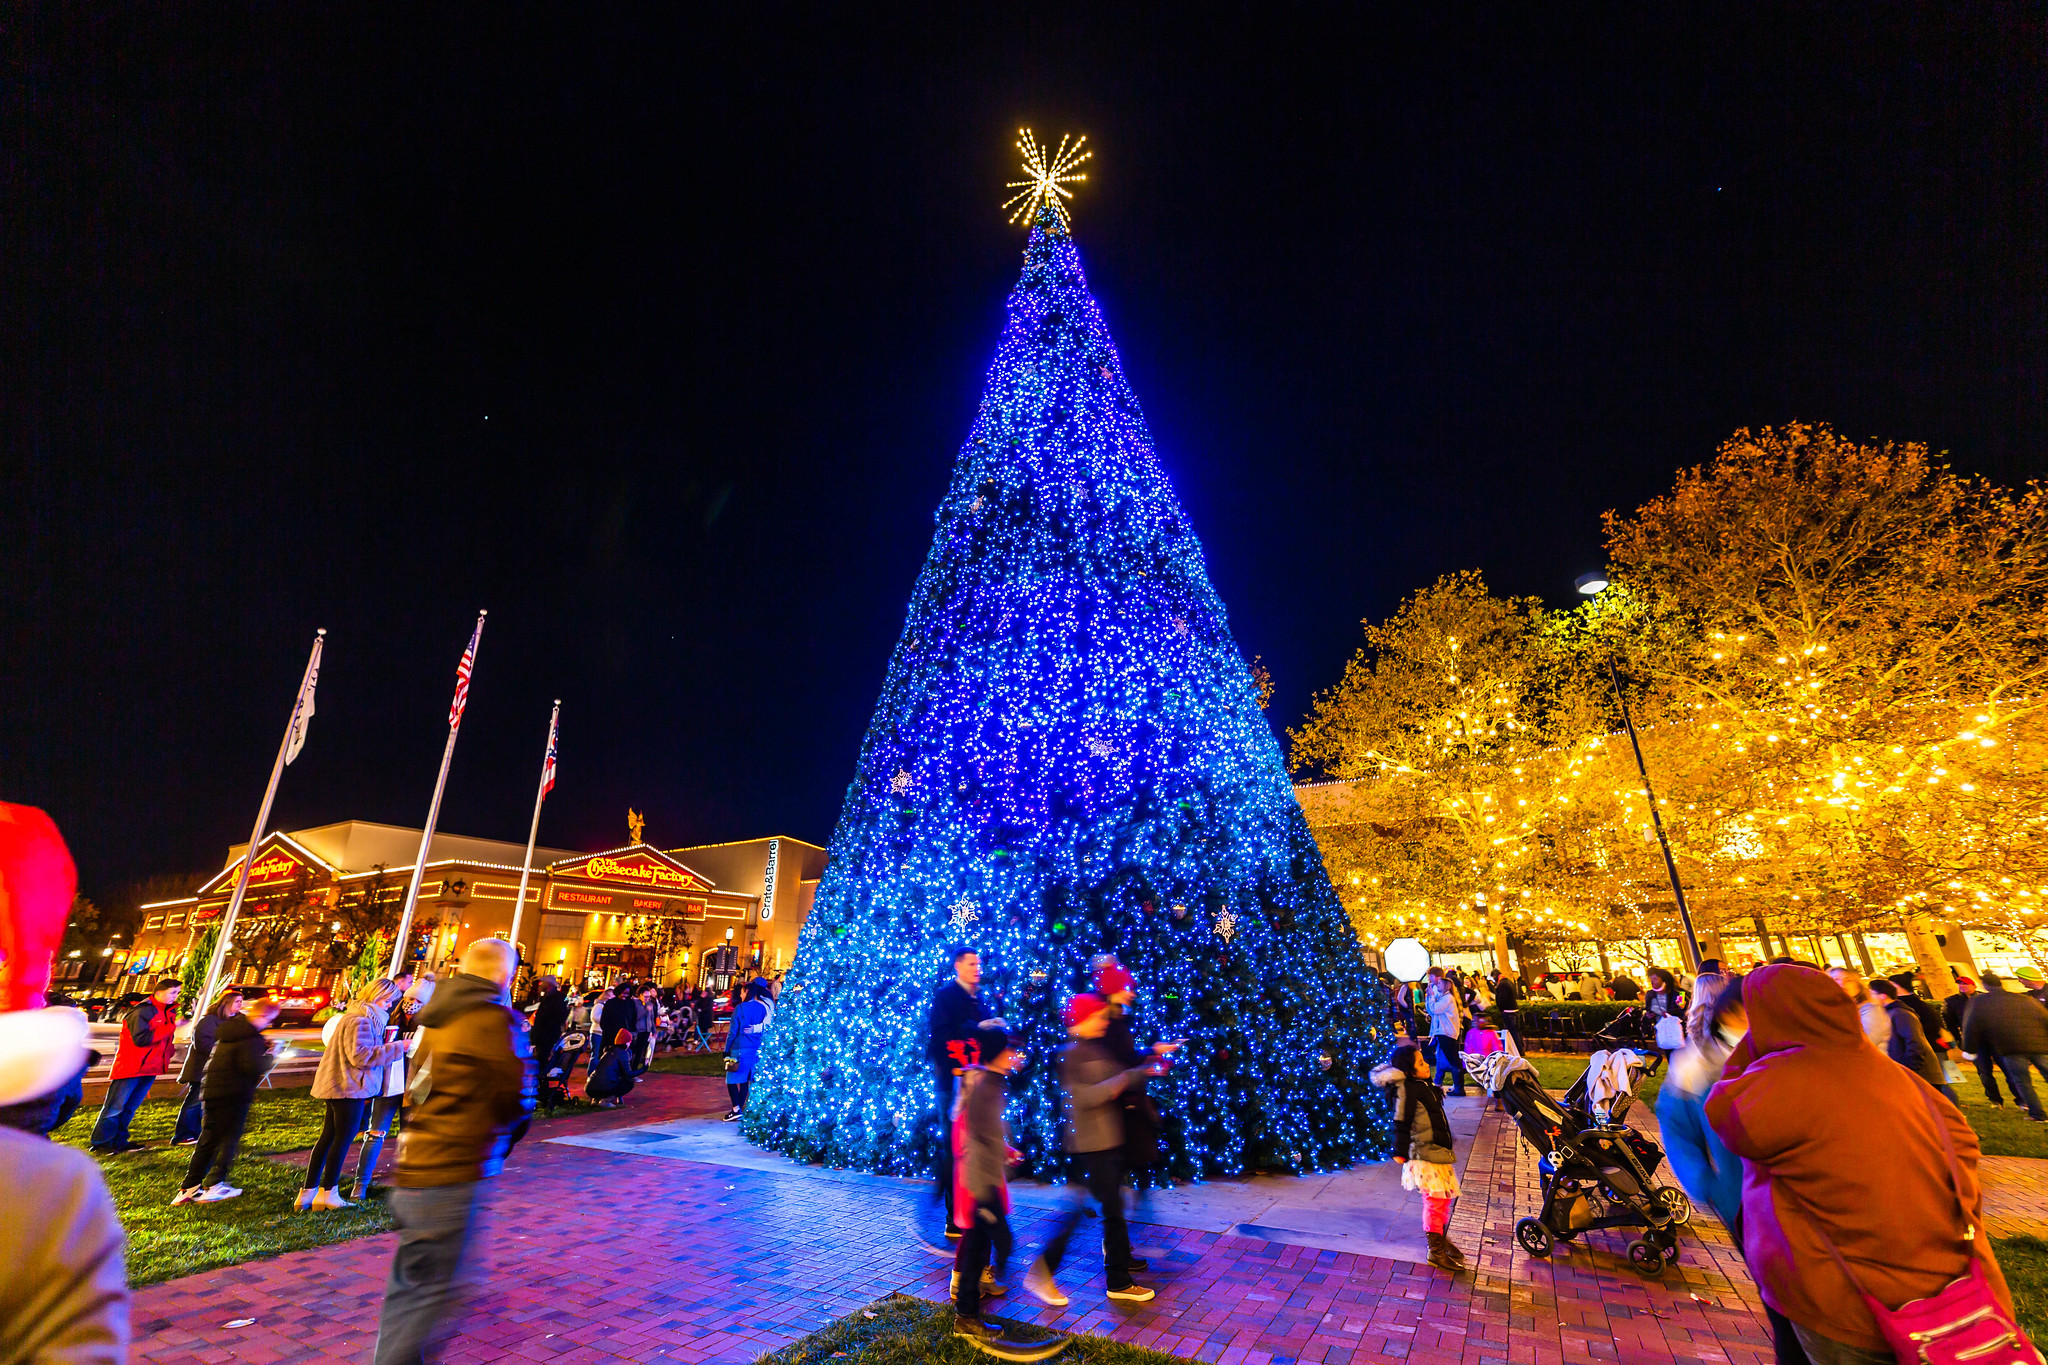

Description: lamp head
[1575,572,1610,596]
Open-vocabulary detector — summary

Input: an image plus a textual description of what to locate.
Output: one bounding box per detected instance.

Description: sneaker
[294,1188,318,1212]
[944,1225,962,1241]
[1125,1256,1150,1271]
[1023,1261,1069,1307]
[1106,1282,1156,1302]
[953,1317,998,1344]
[172,1137,199,1147]
[196,1183,242,1203]
[721,1109,739,1122]
[170,1186,202,1206]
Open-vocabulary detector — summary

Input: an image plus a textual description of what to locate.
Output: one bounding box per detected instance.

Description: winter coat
[693,993,714,1027]
[530,992,569,1059]
[1943,991,1975,1046]
[1853,997,1892,1052]
[596,996,639,1049]
[951,1065,1011,1223]
[1058,1036,1149,1153]
[1101,1009,1162,1167]
[1962,983,2048,1058]
[1372,1064,1454,1161]
[1645,985,1686,1022]
[1884,1000,1947,1088]
[313,1001,406,1100]
[1425,984,1463,1038]
[109,997,176,1080]
[1706,964,2010,1353]
[396,972,535,1188]
[926,981,987,1067]
[0,1127,128,1365]
[724,995,770,1084]
[176,1014,223,1087]
[1655,1029,1742,1228]
[1493,978,1521,1012]
[634,998,656,1034]
[200,1015,276,1100]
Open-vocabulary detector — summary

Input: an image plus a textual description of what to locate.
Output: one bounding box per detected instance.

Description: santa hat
[1091,955,1133,998]
[1064,992,1111,1030]
[0,805,90,1106]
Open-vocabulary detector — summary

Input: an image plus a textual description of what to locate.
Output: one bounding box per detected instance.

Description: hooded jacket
[313,999,406,1100]
[396,972,535,1188]
[1883,999,1946,1088]
[201,1015,276,1100]
[109,996,176,1080]
[1706,965,2010,1352]
[1371,1063,1454,1162]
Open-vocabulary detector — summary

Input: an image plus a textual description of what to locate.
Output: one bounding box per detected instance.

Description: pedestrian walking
[1828,967,1893,1053]
[1945,975,2008,1107]
[372,938,535,1365]
[688,986,715,1051]
[1870,978,1957,1105]
[1707,963,2025,1365]
[1493,969,1524,1053]
[723,978,772,1120]
[1961,973,2048,1122]
[1093,955,1180,1184]
[172,997,282,1205]
[1659,976,1811,1365]
[301,978,407,1211]
[926,948,991,1229]
[528,978,568,1085]
[172,988,244,1146]
[1425,971,1468,1097]
[1372,1040,1466,1271]
[631,984,658,1073]
[89,975,182,1154]
[1028,993,1158,1304]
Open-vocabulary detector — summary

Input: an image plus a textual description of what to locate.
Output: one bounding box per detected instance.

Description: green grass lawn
[1996,1235,2048,1345]
[755,1292,1192,1365]
[650,1051,732,1077]
[57,1087,595,1287]
[1522,1050,2046,1158]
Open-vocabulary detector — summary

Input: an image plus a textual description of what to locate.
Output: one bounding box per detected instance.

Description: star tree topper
[1003,129,1091,230]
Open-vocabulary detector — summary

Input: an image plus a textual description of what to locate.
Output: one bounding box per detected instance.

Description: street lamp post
[1576,573,1706,972]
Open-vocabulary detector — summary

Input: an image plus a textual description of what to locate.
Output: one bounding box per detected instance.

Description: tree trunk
[1492,914,1512,976]
[1903,911,1958,1003]
[1752,915,1777,960]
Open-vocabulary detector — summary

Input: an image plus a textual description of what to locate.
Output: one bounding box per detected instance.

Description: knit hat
[2016,965,2045,986]
[969,1016,1014,1064]
[0,804,90,1107]
[1092,955,1134,997]
[1064,992,1111,1030]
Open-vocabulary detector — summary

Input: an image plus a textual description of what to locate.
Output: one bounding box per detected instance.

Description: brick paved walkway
[128,1073,2032,1365]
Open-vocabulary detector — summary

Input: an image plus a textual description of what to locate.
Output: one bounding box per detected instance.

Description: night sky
[8,9,2042,904]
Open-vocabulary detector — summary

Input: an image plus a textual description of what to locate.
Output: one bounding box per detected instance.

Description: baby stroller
[538,1031,586,1112]
[1496,1068,1689,1277]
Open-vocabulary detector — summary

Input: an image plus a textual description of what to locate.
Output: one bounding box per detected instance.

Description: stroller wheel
[1653,1186,1693,1225]
[1514,1217,1555,1258]
[1626,1239,1666,1278]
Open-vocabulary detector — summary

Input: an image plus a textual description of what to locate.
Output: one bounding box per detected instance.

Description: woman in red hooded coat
[1706,963,2014,1365]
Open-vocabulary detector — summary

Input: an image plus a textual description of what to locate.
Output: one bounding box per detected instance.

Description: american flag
[448,615,484,728]
[540,705,559,795]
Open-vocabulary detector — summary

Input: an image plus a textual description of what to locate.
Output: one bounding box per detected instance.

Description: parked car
[240,984,328,1027]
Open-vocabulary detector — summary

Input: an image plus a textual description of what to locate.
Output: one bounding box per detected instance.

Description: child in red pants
[1373,1040,1466,1270]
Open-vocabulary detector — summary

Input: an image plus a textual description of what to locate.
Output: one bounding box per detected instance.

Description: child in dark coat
[174,998,280,1204]
[1372,1040,1465,1270]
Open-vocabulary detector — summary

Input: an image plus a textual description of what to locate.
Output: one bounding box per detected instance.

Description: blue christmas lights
[743,207,1390,1181]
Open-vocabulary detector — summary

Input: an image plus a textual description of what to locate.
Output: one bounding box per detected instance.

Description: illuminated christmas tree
[745,136,1389,1180]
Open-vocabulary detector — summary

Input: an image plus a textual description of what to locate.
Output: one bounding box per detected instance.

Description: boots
[1426,1231,1466,1270]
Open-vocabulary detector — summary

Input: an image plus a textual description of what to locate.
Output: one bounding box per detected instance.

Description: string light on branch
[1003,129,1091,230]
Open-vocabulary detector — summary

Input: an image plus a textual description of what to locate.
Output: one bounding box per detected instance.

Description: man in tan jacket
[373,938,534,1365]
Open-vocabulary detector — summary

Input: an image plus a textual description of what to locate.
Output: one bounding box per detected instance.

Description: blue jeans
[352,1096,400,1198]
[1432,1034,1467,1094]
[90,1076,155,1150]
[375,1182,482,1365]
[1994,1053,2048,1119]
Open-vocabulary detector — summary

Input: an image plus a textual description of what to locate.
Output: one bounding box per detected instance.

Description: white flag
[284,636,323,765]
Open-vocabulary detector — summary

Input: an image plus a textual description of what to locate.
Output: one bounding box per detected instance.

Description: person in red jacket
[90,975,183,1153]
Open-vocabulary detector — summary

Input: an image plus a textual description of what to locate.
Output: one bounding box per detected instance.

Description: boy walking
[173,997,281,1204]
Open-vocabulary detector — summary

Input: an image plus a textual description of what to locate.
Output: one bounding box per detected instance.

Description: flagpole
[389,611,486,976]
[197,629,325,1019]
[507,700,558,980]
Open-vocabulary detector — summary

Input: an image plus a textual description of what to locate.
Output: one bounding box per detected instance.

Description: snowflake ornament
[890,768,912,795]
[1214,908,1237,942]
[949,898,979,927]
[1084,736,1115,759]
[1171,616,1188,637]
[970,496,983,512]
